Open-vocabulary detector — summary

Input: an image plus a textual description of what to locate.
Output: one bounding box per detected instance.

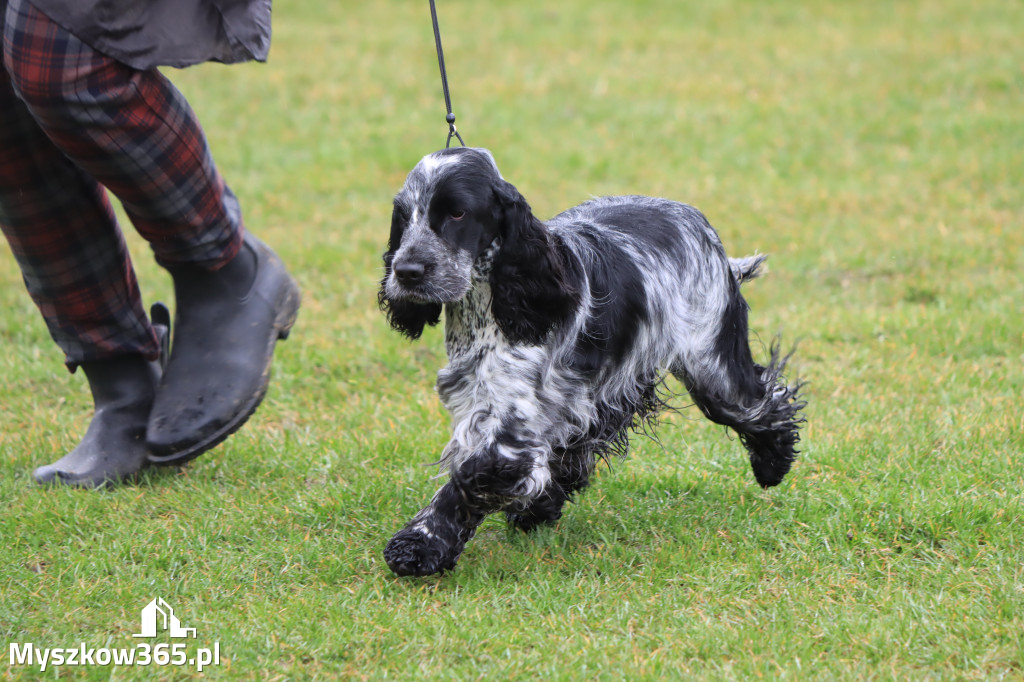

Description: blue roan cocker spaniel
[378,147,804,576]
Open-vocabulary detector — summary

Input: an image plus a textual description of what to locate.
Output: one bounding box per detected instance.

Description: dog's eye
[450,211,465,221]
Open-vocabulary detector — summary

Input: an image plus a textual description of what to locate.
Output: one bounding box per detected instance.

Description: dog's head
[379,147,580,342]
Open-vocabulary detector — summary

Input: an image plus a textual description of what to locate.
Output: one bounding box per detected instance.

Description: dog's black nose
[394,262,426,286]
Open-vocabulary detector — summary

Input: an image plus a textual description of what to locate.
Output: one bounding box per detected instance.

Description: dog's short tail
[729,253,767,285]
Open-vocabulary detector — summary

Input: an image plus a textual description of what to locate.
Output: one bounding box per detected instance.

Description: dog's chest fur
[442,257,496,359]
[437,258,519,424]
[434,255,577,459]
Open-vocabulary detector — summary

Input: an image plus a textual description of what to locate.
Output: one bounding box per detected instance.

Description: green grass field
[2,0,1021,678]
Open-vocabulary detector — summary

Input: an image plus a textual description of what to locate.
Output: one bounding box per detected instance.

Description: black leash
[429,0,465,147]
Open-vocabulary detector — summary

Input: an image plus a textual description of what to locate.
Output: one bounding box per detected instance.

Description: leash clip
[445,113,464,148]
[430,0,466,148]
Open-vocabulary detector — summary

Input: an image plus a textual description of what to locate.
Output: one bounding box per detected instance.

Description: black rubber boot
[145,232,300,465]
[33,354,161,488]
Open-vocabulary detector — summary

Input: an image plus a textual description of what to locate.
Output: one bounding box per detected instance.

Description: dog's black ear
[378,205,442,340]
[489,179,580,344]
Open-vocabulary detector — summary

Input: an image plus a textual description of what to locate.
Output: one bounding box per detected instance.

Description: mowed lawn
[1,0,1021,679]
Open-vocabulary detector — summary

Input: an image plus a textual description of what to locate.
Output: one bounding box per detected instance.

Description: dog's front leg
[384,431,550,576]
[383,478,485,577]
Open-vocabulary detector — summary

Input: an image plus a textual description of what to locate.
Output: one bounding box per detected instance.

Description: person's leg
[4,0,299,469]
[0,24,160,365]
[0,12,163,486]
[3,0,242,269]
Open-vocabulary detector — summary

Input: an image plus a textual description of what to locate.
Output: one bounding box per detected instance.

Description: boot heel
[275,279,301,341]
[150,302,172,370]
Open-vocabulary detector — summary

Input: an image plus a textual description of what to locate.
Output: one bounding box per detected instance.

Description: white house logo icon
[132,598,197,638]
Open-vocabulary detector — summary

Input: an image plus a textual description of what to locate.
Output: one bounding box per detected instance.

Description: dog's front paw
[506,501,563,532]
[384,525,463,577]
[505,509,560,533]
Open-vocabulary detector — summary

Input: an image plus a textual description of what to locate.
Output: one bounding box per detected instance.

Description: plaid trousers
[0,0,244,368]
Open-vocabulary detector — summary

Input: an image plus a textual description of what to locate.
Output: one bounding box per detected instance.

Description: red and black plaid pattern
[0,0,244,367]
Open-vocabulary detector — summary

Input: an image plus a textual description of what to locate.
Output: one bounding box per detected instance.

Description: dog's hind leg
[671,283,804,488]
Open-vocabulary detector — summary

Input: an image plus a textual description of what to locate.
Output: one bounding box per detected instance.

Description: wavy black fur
[489,180,581,345]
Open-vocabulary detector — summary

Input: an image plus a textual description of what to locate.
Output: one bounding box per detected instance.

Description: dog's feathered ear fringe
[489,180,581,344]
